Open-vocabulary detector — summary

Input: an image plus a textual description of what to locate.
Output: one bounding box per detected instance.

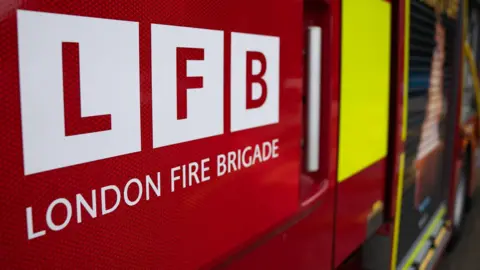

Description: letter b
[231,33,279,132]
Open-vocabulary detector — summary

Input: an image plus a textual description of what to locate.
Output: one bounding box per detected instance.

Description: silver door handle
[306,26,322,172]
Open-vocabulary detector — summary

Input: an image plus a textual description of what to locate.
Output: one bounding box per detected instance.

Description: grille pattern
[405,1,437,188]
[404,3,456,188]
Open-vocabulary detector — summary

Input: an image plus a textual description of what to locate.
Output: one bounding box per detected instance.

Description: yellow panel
[338,0,392,182]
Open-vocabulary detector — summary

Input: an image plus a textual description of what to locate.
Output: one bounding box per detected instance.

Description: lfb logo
[17,10,279,175]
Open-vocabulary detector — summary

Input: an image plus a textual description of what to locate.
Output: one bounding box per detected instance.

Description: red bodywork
[0,0,475,269]
[0,0,339,269]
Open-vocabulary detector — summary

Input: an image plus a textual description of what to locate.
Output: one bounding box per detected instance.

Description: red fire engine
[1,0,479,269]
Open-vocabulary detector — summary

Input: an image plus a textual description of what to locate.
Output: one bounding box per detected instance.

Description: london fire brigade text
[26,139,280,240]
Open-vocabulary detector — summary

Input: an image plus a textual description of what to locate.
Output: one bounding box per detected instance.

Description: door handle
[305,26,322,172]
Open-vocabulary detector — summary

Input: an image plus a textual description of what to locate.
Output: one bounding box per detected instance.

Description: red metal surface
[0,0,306,269]
[217,188,336,270]
[210,1,341,269]
[334,159,387,267]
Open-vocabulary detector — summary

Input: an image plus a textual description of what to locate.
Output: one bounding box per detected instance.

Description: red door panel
[0,0,305,269]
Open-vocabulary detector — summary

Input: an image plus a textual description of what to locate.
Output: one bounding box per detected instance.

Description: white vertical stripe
[306,26,322,172]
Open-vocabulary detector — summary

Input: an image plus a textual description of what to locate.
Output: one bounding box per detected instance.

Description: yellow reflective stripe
[419,250,435,270]
[338,0,392,182]
[390,152,405,270]
[434,227,447,247]
[400,206,446,270]
[418,227,447,270]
